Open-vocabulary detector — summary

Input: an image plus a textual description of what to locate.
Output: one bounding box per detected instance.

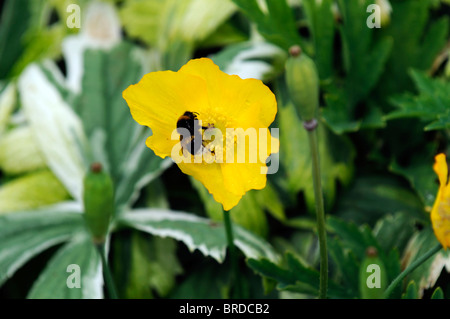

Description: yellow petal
[433,153,448,190]
[221,162,267,197]
[220,128,278,200]
[179,58,277,129]
[178,162,242,211]
[123,58,279,211]
[431,153,450,249]
[122,70,209,158]
[431,199,450,249]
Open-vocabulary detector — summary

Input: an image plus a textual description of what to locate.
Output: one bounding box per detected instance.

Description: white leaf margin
[212,40,285,80]
[0,83,16,135]
[18,64,87,202]
[27,233,103,299]
[0,201,84,286]
[120,209,280,263]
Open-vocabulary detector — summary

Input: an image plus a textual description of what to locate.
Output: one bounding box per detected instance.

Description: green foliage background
[0,0,449,299]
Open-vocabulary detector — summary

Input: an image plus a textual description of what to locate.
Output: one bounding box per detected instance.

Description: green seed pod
[285,45,319,122]
[359,247,388,299]
[83,162,114,243]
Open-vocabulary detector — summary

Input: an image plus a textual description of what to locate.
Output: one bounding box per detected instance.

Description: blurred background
[0,0,450,299]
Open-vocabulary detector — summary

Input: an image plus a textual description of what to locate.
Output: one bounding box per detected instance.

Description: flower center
[176,110,234,162]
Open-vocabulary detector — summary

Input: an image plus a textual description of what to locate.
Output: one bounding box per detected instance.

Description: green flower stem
[96,242,118,299]
[305,119,328,299]
[383,243,442,299]
[223,210,242,298]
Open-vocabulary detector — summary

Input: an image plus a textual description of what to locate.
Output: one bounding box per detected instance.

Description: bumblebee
[177,111,205,155]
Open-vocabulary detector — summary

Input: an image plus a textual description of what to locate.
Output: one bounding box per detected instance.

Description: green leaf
[77,43,171,211]
[28,233,103,299]
[247,252,352,298]
[10,24,66,78]
[0,126,47,175]
[426,112,450,131]
[303,0,335,79]
[327,216,379,260]
[229,192,269,238]
[119,209,279,263]
[431,287,444,299]
[118,232,182,299]
[78,43,141,176]
[0,170,70,214]
[321,93,361,135]
[337,0,393,107]
[334,175,425,226]
[199,20,248,49]
[360,104,386,129]
[120,0,236,50]
[0,202,84,286]
[327,238,359,298]
[168,0,236,44]
[191,177,285,238]
[18,64,86,201]
[327,216,403,297]
[402,281,419,299]
[247,257,299,291]
[384,249,402,299]
[272,232,319,267]
[169,262,229,299]
[231,0,302,51]
[189,177,223,221]
[0,83,16,134]
[385,70,450,131]
[253,181,286,222]
[377,0,449,96]
[2,0,66,78]
[211,41,286,81]
[389,147,438,210]
[0,0,33,79]
[373,212,417,254]
[278,103,354,211]
[322,0,392,133]
[402,228,449,297]
[114,141,172,212]
[160,39,193,71]
[145,178,170,209]
[143,236,183,297]
[322,88,387,134]
[119,0,162,46]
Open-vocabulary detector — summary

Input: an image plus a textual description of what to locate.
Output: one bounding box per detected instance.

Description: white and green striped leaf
[0,126,47,175]
[0,202,84,286]
[18,64,87,201]
[28,233,103,299]
[0,83,16,135]
[402,228,450,297]
[0,170,70,214]
[119,209,279,263]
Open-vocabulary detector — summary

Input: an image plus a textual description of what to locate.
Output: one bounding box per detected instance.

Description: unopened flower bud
[83,162,114,243]
[285,46,320,122]
[359,246,388,299]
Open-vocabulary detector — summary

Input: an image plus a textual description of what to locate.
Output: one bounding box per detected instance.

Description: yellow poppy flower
[122,58,279,211]
[431,153,450,249]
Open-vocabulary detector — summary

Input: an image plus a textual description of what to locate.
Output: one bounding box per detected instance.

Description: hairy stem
[306,120,328,299]
[96,243,118,299]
